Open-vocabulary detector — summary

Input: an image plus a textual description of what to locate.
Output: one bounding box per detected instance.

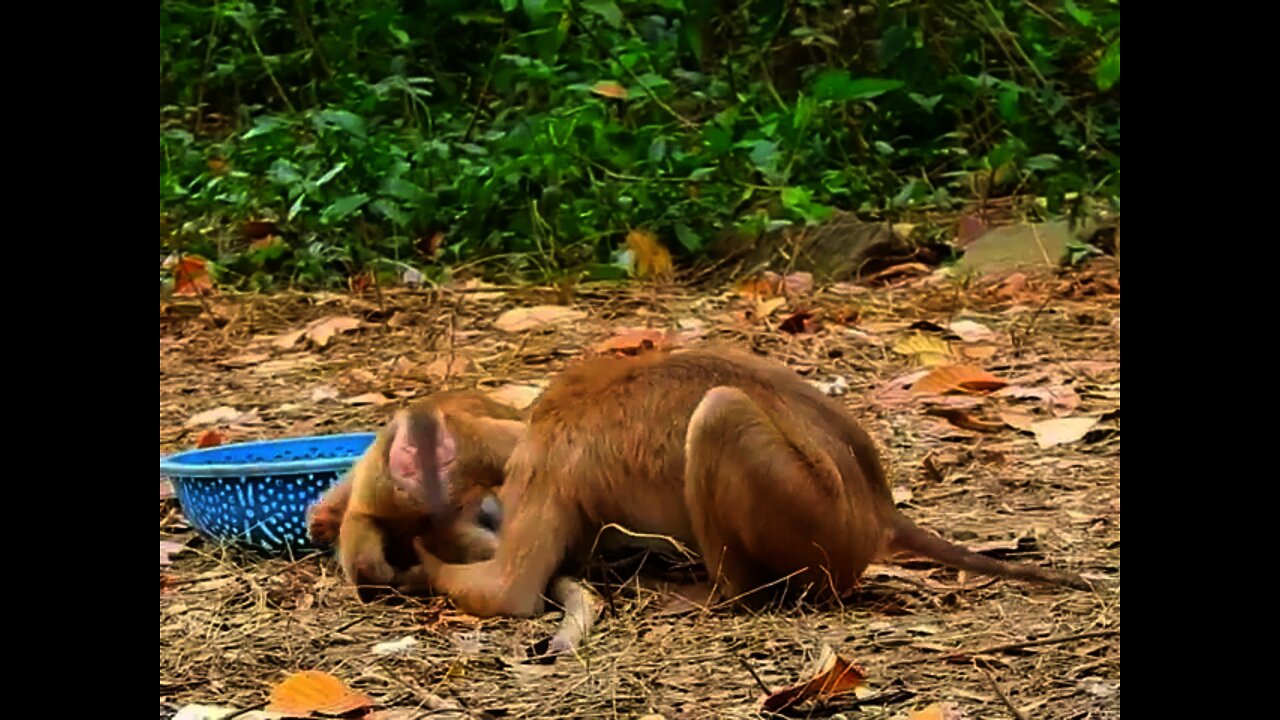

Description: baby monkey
[306,391,524,599]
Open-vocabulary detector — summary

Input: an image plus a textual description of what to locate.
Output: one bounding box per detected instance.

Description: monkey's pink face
[387,413,458,516]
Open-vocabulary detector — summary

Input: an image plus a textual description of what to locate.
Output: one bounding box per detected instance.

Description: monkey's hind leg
[683,386,856,604]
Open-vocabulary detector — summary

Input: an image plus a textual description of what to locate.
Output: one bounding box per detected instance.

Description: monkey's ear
[387,408,455,513]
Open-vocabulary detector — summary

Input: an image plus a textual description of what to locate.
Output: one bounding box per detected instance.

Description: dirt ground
[160,259,1119,719]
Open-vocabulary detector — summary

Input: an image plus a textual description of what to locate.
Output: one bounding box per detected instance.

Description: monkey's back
[520,349,895,543]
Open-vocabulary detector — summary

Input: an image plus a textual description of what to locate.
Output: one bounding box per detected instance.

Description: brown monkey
[306,391,525,597]
[411,350,1090,617]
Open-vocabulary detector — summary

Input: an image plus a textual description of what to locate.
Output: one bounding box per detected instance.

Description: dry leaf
[910,365,1007,395]
[735,271,813,298]
[779,309,817,334]
[372,636,419,656]
[959,345,997,361]
[996,384,1081,416]
[487,384,543,409]
[596,328,670,355]
[243,219,278,239]
[948,320,995,342]
[185,406,241,428]
[174,705,290,720]
[909,701,968,720]
[195,429,225,448]
[160,540,189,567]
[425,356,472,379]
[306,316,362,348]
[956,214,987,247]
[1000,410,1038,431]
[752,296,788,319]
[310,386,339,402]
[1029,417,1099,448]
[160,479,175,500]
[924,408,1005,433]
[173,256,213,297]
[267,670,373,717]
[625,229,673,279]
[892,334,953,366]
[388,356,418,375]
[760,645,867,712]
[344,392,391,406]
[272,330,306,350]
[591,81,629,99]
[494,305,587,333]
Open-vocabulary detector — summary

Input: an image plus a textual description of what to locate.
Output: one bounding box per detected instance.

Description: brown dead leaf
[195,429,225,448]
[243,219,278,239]
[596,328,670,356]
[863,262,931,285]
[735,271,814,298]
[306,316,362,348]
[779,309,817,334]
[892,334,953,366]
[344,392,391,406]
[272,330,307,350]
[760,645,867,712]
[160,479,174,500]
[173,256,213,297]
[625,229,673,279]
[388,356,418,375]
[753,296,787,319]
[425,356,473,379]
[996,384,1081,416]
[875,369,933,408]
[494,305,587,333]
[924,408,1005,433]
[911,365,1007,395]
[266,670,373,717]
[909,702,968,720]
[1029,417,1099,448]
[487,384,543,410]
[310,386,339,403]
[591,81,629,99]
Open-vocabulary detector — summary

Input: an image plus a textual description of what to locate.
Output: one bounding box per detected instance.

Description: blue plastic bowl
[159,433,376,553]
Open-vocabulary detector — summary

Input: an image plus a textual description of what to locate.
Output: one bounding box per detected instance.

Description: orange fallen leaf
[195,429,225,448]
[760,645,866,712]
[591,81,629,99]
[273,329,307,350]
[173,256,213,297]
[625,229,673,279]
[999,409,1038,431]
[267,670,373,717]
[911,365,1007,395]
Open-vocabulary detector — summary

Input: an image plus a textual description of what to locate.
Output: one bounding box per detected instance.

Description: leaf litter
[161,259,1118,719]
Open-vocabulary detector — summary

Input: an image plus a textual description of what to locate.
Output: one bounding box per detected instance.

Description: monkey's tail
[887,515,1092,591]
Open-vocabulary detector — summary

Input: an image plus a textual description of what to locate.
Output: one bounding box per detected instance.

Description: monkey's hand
[350,552,397,587]
[410,537,445,578]
[393,564,436,595]
[306,500,344,548]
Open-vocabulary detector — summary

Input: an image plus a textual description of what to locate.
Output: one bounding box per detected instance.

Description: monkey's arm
[392,521,499,594]
[409,494,573,617]
[338,512,395,588]
[307,478,353,547]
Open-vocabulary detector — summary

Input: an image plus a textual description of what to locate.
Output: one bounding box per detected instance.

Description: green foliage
[160,0,1120,288]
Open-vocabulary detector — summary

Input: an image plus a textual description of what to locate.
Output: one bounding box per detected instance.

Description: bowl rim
[159,432,377,478]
